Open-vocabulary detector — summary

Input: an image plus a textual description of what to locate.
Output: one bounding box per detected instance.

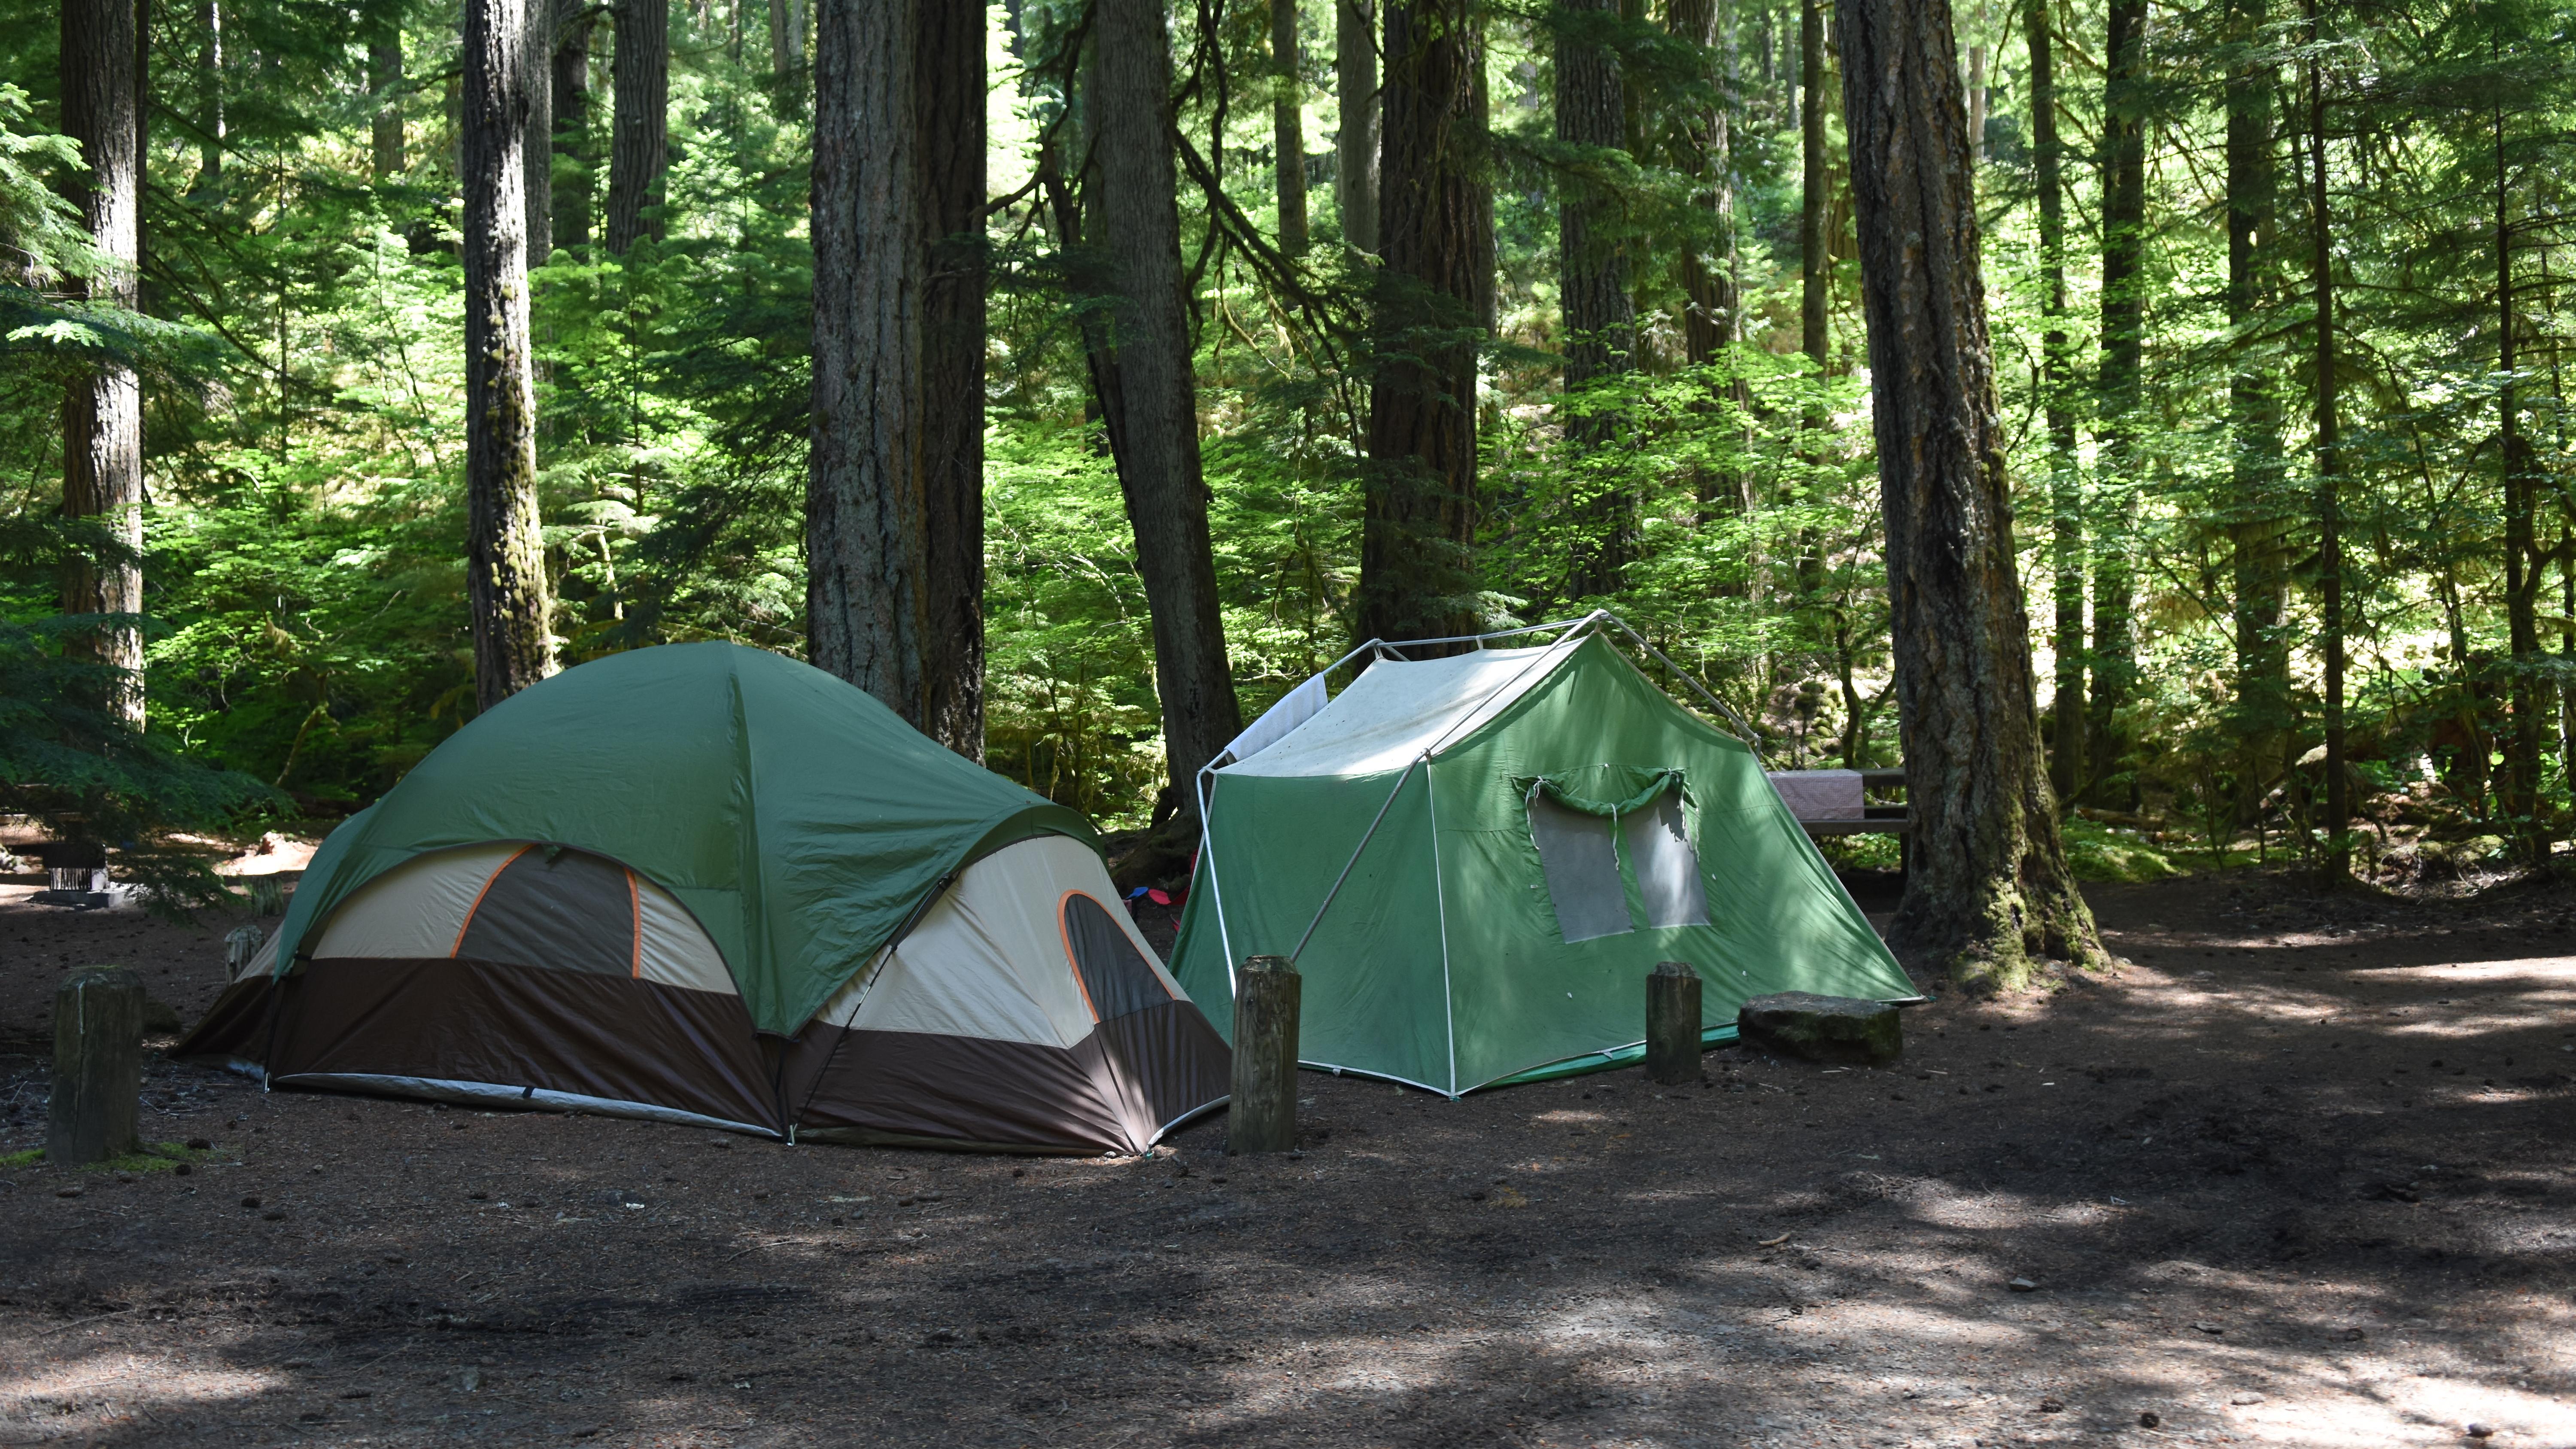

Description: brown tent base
[178,956,1230,1157]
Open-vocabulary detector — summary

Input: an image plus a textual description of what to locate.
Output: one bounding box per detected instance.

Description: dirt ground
[1,867,2572,1449]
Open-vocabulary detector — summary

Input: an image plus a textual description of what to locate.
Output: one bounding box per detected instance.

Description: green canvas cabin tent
[178,642,1230,1155]
[1169,617,1917,1096]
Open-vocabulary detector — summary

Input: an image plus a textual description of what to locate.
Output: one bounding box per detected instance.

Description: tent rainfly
[1169,615,1918,1096]
[178,643,1229,1155]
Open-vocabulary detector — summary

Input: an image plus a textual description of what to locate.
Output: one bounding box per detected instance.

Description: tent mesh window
[1527,795,1634,943]
[1619,787,1710,928]
[455,846,640,975]
[1060,893,1171,1021]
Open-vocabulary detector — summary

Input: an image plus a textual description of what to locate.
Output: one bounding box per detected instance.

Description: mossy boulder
[1737,991,1902,1066]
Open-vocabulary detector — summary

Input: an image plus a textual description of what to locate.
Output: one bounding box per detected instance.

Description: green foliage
[0,0,2571,876]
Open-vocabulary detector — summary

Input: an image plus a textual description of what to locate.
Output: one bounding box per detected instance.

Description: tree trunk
[60,0,146,730]
[1558,0,1633,599]
[1078,0,1242,797]
[371,23,404,180]
[2302,0,2344,875]
[769,0,805,77]
[808,0,987,757]
[920,0,987,756]
[465,0,559,710]
[523,0,553,262]
[2496,104,2545,857]
[2087,0,2147,802]
[1671,0,1735,369]
[1799,0,1828,377]
[552,0,595,254]
[1274,0,1309,255]
[1964,39,1983,162]
[1469,15,1494,339]
[606,0,668,253]
[2026,0,2080,803]
[1671,0,1750,524]
[1557,0,1631,392]
[1360,0,1482,647]
[1836,0,2098,983]
[195,0,222,189]
[1334,0,1378,250]
[2224,0,2287,829]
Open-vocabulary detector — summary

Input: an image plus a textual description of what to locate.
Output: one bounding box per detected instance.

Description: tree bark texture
[1078,0,1242,796]
[2223,0,2287,825]
[2026,0,2080,802]
[552,0,595,254]
[1556,0,1631,390]
[196,0,222,188]
[1670,0,1737,370]
[524,0,553,261]
[808,0,988,757]
[1799,0,1829,377]
[372,24,403,179]
[1556,0,1634,598]
[1360,0,1481,648]
[1468,21,1494,338]
[1835,0,2098,982]
[1273,0,1309,255]
[61,0,147,730]
[769,0,805,77]
[606,0,668,252]
[1334,0,1378,250]
[2087,0,2146,801]
[2303,0,2344,873]
[2496,106,2546,855]
[465,0,560,711]
[920,0,987,756]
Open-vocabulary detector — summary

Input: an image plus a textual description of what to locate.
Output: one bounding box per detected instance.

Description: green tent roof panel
[270,642,1094,1037]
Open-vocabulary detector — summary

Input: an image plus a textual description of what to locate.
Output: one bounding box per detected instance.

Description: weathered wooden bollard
[1645,961,1703,1085]
[1227,956,1301,1154]
[224,925,266,976]
[48,966,146,1168]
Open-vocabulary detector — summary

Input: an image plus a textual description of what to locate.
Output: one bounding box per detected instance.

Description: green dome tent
[180,643,1229,1154]
[1169,618,1916,1095]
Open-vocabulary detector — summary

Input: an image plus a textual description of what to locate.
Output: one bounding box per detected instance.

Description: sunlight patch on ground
[0,1351,274,1422]
[1527,1109,1612,1125]
[2363,1373,2574,1443]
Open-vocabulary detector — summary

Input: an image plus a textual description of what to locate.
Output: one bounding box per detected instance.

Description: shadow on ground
[1,872,2570,1447]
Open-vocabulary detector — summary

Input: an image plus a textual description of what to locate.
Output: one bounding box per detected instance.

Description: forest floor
[0,866,2571,1448]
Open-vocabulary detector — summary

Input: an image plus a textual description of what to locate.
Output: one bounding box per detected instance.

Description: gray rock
[1737,992,1902,1066]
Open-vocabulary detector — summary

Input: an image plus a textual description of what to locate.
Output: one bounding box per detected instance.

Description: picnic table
[1766,768,1912,872]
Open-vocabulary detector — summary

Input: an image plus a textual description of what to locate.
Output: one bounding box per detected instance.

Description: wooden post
[48,966,146,1167]
[1645,960,1703,1084]
[224,924,266,976]
[1227,955,1300,1154]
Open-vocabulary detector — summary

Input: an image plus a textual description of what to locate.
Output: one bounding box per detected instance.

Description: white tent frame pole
[1195,764,1240,996]
[1593,614,1765,747]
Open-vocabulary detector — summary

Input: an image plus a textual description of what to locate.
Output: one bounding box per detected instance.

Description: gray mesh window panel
[455,847,638,975]
[1528,793,1633,943]
[1620,788,1710,928]
[1061,893,1171,1021]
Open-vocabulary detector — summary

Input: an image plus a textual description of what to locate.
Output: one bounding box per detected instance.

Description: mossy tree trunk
[1836,0,2100,985]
